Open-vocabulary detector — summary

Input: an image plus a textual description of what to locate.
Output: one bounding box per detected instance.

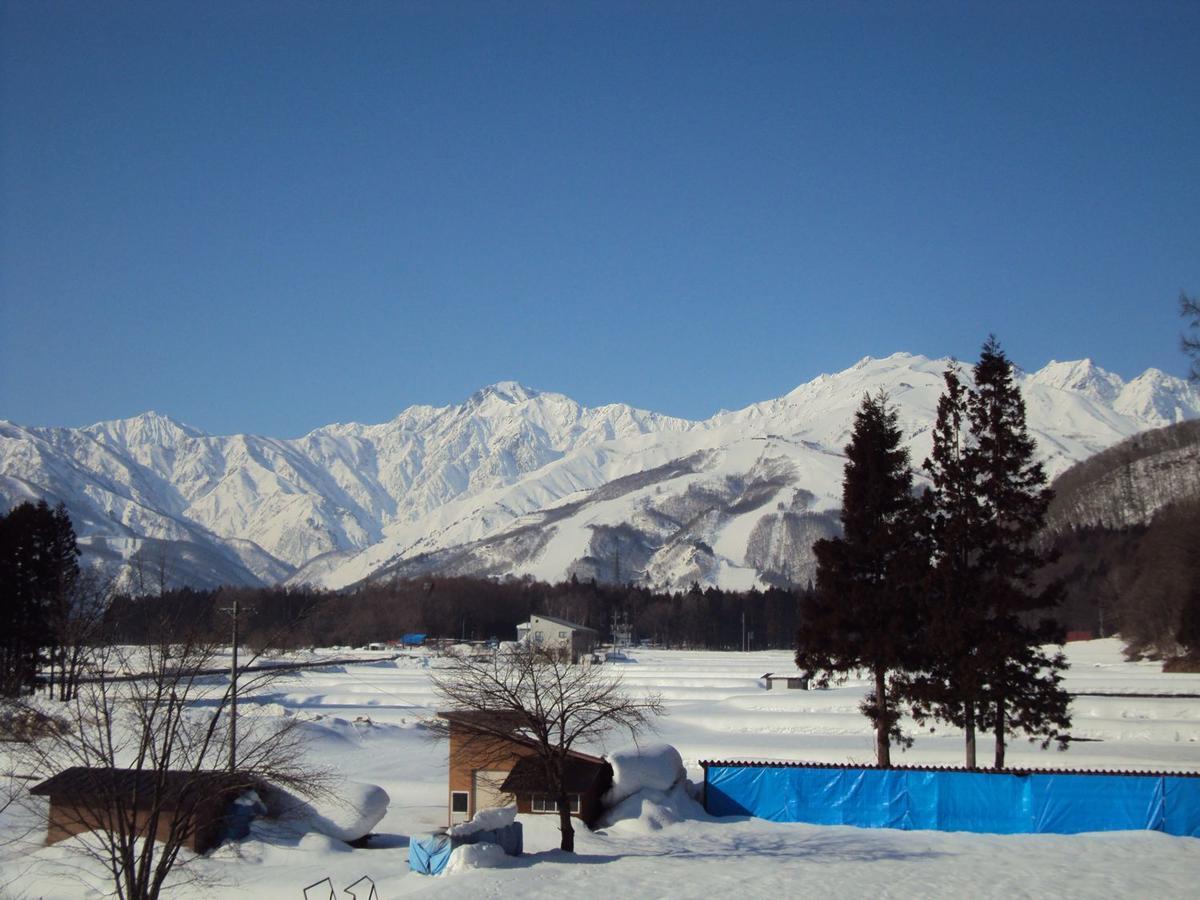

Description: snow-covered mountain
[2,354,1197,591]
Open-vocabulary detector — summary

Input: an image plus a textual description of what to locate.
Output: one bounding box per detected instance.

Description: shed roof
[500,753,612,794]
[29,767,257,807]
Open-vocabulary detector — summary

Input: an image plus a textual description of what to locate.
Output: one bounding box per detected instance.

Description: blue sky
[2,1,1197,436]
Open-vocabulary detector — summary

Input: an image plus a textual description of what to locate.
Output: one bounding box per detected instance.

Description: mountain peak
[85,410,204,444]
[468,381,541,406]
[1028,359,1124,403]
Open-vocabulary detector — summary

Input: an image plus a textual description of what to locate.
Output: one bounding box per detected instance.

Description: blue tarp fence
[703,763,1200,837]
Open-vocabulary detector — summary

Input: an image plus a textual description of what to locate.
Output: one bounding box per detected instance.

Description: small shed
[29,767,258,853]
[500,753,613,828]
[759,672,810,690]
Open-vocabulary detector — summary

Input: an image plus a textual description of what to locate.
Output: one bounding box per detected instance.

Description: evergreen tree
[0,500,83,698]
[969,337,1070,768]
[795,392,928,766]
[902,363,990,767]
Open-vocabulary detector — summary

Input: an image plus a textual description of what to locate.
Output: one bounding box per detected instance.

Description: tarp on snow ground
[409,824,522,875]
[409,834,453,875]
[703,764,1200,837]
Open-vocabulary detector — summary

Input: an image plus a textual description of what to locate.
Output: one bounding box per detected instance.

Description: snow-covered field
[3,639,1198,898]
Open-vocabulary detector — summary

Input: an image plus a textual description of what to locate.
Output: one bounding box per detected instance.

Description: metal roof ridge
[697,760,1200,778]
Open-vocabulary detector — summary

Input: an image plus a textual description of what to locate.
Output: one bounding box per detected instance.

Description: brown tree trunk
[557,791,575,852]
[964,700,976,769]
[993,695,1006,769]
[874,668,891,768]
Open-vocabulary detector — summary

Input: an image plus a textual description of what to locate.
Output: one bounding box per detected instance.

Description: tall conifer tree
[903,363,989,767]
[795,392,928,767]
[969,337,1070,768]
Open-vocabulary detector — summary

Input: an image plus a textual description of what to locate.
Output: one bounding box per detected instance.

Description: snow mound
[600,781,708,832]
[441,841,509,875]
[447,804,517,837]
[269,780,389,842]
[297,831,352,854]
[604,743,686,806]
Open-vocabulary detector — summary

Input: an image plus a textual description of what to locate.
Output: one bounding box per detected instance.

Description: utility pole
[219,597,247,773]
[230,598,239,772]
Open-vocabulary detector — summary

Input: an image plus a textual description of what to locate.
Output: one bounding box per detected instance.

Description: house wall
[512,783,604,829]
[446,723,534,824]
[45,795,228,853]
[527,617,574,652]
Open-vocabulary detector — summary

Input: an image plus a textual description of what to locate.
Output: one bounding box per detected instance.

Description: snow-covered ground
[3,639,1198,898]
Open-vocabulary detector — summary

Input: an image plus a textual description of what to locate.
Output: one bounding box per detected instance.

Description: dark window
[451,791,469,813]
[531,794,580,813]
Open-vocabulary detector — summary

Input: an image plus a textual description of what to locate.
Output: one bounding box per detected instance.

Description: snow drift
[600,743,707,831]
[267,780,389,842]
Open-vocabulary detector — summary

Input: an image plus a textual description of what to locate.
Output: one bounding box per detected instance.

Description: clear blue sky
[2,1,1197,436]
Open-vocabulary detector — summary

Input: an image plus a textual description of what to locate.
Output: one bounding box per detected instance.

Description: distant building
[759,672,810,690]
[518,615,598,662]
[438,711,612,829]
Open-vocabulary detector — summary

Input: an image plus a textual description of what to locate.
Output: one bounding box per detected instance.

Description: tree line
[99,575,811,653]
[797,338,1071,769]
[1,499,108,700]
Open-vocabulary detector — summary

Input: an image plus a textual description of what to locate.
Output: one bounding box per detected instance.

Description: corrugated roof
[698,760,1200,778]
[29,767,259,805]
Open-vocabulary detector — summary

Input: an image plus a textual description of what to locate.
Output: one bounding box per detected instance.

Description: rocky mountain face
[2,354,1197,591]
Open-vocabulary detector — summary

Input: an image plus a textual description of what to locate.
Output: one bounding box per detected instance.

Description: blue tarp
[401,633,427,646]
[457,821,523,856]
[408,823,523,875]
[408,834,453,875]
[704,765,1200,837]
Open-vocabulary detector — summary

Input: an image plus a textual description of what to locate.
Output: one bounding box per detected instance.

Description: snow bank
[604,743,686,806]
[600,781,708,832]
[447,804,517,837]
[269,780,390,842]
[600,743,706,832]
[441,841,509,875]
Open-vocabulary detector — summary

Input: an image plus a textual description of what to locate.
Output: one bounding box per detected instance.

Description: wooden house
[439,711,612,829]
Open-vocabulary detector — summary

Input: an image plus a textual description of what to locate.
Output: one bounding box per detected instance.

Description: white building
[517,614,598,662]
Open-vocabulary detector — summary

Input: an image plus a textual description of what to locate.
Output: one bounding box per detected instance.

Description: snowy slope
[2,354,1197,591]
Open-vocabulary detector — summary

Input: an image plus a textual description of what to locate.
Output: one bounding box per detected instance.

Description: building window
[531,794,580,813]
[451,792,469,814]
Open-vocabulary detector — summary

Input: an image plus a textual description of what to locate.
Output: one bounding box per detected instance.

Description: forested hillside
[1043,421,1200,660]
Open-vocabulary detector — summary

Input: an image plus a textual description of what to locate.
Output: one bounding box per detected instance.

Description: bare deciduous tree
[10,608,323,900]
[432,645,663,852]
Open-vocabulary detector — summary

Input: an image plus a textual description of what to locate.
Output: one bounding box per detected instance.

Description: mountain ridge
[2,354,1197,591]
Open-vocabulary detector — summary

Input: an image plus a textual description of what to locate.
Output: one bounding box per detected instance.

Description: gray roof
[29,767,259,807]
[531,614,598,633]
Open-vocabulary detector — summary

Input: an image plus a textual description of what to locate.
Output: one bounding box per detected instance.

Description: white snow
[447,804,517,837]
[603,743,687,806]
[2,641,1199,898]
[441,841,510,875]
[270,779,389,842]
